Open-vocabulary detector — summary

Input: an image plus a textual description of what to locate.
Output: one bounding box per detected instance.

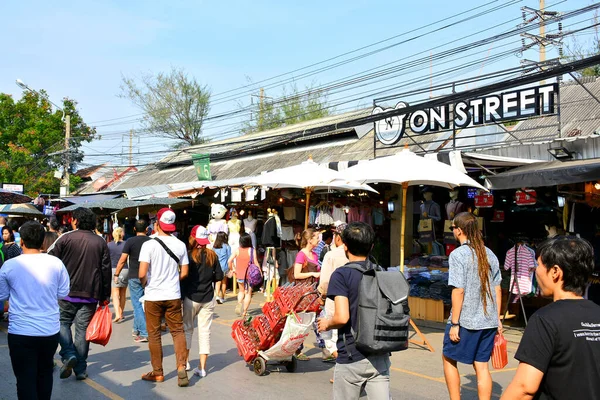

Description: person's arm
[449,288,464,342]
[214,259,224,282]
[57,264,70,299]
[447,251,465,342]
[318,295,349,331]
[318,252,334,297]
[0,269,9,302]
[228,250,237,271]
[495,285,503,331]
[101,243,112,302]
[139,262,149,286]
[294,251,319,280]
[114,253,129,284]
[500,363,544,400]
[179,264,189,281]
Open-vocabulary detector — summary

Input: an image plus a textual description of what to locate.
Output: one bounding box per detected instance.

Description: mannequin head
[246,210,253,220]
[545,225,558,238]
[230,208,238,220]
[449,189,459,200]
[421,186,433,201]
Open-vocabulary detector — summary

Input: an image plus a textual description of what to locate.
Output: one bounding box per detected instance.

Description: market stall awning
[57,198,138,213]
[462,153,545,167]
[0,203,44,217]
[62,194,121,204]
[485,158,600,190]
[0,190,32,204]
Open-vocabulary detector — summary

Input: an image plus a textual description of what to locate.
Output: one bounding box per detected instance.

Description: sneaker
[193,367,206,378]
[134,336,149,343]
[141,371,164,383]
[132,330,139,337]
[216,297,223,304]
[186,362,191,371]
[76,372,88,381]
[60,356,77,379]
[177,368,189,387]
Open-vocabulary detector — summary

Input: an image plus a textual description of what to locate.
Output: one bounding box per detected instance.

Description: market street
[0,293,523,400]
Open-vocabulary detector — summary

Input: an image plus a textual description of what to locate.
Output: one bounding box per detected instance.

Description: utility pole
[540,0,546,66]
[259,87,265,131]
[62,114,71,196]
[129,129,134,166]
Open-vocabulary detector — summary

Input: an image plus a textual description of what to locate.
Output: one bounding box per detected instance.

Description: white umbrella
[248,158,377,229]
[339,148,486,270]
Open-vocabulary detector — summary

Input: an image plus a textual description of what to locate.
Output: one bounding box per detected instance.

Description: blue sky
[1,0,597,168]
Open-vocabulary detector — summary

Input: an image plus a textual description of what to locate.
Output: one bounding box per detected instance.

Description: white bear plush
[207,203,228,245]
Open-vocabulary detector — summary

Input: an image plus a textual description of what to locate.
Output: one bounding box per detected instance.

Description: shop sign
[492,209,505,222]
[2,183,24,193]
[515,189,537,206]
[373,83,557,145]
[192,154,211,181]
[475,190,494,208]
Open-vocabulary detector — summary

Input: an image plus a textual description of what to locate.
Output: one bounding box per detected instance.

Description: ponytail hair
[453,212,493,315]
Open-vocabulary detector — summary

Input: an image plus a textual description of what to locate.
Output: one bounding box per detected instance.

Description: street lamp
[16,79,71,196]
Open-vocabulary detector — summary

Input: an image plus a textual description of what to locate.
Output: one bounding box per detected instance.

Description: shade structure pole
[400,182,408,272]
[304,188,312,230]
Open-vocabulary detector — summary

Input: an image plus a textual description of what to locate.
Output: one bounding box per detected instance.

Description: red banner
[515,189,536,206]
[475,191,494,208]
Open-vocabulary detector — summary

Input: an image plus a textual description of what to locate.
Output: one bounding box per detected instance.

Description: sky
[1,0,597,169]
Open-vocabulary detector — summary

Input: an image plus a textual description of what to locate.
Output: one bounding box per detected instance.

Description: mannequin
[545,225,558,239]
[244,211,258,248]
[420,188,441,222]
[262,208,281,247]
[445,189,465,220]
[228,209,242,253]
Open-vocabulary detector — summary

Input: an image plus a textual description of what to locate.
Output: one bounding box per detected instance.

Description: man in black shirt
[502,236,600,400]
[115,219,151,343]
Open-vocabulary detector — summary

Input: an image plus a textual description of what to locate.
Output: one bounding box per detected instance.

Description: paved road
[0,293,522,399]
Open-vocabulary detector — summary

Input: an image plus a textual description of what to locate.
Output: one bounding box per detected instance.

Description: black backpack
[344,261,410,357]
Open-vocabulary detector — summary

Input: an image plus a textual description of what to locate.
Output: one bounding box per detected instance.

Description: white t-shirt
[138,236,189,301]
[0,253,70,336]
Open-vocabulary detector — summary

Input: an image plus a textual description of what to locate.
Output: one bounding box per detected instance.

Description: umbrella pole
[304,188,312,230]
[400,182,408,272]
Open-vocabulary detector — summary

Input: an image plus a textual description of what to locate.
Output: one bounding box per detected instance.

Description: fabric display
[309,206,317,225]
[504,244,536,298]
[372,208,384,226]
[283,207,296,221]
[359,206,373,226]
[261,217,280,247]
[405,268,452,304]
[245,188,256,202]
[280,226,295,241]
[231,188,243,202]
[274,213,282,238]
[315,205,334,226]
[332,205,346,223]
[347,206,360,223]
[285,249,299,271]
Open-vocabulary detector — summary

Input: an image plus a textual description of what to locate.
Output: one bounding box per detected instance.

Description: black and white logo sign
[372,102,409,145]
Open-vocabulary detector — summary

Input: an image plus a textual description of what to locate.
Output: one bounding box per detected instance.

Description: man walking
[0,221,70,399]
[114,219,151,343]
[502,237,600,400]
[318,222,390,400]
[138,208,189,387]
[48,207,111,381]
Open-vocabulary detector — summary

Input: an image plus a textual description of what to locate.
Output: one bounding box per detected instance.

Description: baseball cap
[191,225,210,246]
[332,221,348,235]
[156,208,176,232]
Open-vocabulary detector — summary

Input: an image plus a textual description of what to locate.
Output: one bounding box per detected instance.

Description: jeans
[144,299,187,375]
[333,355,391,400]
[182,297,215,354]
[8,333,59,400]
[128,278,147,337]
[58,300,96,375]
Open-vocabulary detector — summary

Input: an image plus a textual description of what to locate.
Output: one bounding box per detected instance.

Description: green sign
[192,154,211,181]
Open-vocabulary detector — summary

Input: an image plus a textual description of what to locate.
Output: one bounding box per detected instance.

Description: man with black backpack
[318,222,409,400]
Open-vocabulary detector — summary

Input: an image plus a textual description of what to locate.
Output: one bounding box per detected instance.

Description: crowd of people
[0,209,598,399]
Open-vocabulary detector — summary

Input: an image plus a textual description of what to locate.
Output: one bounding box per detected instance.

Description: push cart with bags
[231,282,321,376]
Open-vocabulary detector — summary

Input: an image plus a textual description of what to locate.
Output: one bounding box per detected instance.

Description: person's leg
[242,286,252,315]
[196,299,215,372]
[182,297,201,351]
[37,333,59,400]
[473,361,492,400]
[72,302,96,376]
[119,286,127,318]
[332,361,365,400]
[144,301,165,376]
[111,287,121,321]
[363,355,391,400]
[221,276,228,297]
[164,299,188,371]
[58,300,77,363]
[442,355,461,400]
[128,279,147,338]
[236,281,244,313]
[8,333,38,400]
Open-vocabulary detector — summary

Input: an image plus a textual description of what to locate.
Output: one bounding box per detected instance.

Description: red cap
[191,225,210,246]
[156,208,176,232]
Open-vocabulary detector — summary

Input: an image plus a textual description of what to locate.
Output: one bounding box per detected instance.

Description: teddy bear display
[207,203,228,246]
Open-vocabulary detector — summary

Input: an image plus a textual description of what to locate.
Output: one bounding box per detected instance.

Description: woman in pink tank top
[228,233,258,318]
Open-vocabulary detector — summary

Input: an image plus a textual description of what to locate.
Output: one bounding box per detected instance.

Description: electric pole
[129,129,134,166]
[259,87,265,131]
[62,114,71,196]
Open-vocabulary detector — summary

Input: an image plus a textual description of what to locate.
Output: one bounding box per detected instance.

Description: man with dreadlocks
[442,212,502,400]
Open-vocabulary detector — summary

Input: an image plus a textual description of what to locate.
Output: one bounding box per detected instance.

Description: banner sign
[475,190,494,208]
[192,154,211,181]
[374,83,558,145]
[515,189,537,206]
[2,183,24,194]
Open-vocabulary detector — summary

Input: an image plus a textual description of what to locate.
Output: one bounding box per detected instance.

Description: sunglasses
[450,225,459,230]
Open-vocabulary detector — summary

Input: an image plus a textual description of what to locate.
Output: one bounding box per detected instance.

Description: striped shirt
[504,245,536,296]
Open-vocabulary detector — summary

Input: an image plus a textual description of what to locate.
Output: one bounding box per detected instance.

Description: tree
[119,67,211,146]
[0,91,96,196]
[563,28,600,78]
[243,83,332,134]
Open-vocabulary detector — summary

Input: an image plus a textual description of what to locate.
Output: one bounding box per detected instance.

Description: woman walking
[212,232,231,304]
[109,227,128,323]
[442,212,502,400]
[182,225,223,377]
[2,227,22,261]
[228,233,259,318]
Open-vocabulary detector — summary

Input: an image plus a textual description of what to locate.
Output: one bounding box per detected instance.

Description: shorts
[442,324,496,364]
[237,279,250,290]
[112,268,129,288]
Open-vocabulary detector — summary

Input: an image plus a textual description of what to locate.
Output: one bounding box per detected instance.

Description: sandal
[322,355,336,363]
[296,353,310,361]
[112,317,123,323]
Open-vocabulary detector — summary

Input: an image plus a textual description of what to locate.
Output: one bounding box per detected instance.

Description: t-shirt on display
[138,236,189,301]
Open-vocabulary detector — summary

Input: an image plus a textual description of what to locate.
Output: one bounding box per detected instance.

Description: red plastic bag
[86,302,112,346]
[491,332,508,370]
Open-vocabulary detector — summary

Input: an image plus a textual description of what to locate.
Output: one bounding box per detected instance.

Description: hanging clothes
[347,206,360,223]
[332,205,346,223]
[360,206,373,226]
[504,244,536,297]
[372,208,384,226]
[315,205,334,226]
[309,206,317,225]
[283,207,296,221]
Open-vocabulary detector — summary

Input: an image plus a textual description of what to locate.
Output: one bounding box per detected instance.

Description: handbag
[491,332,508,369]
[287,252,318,284]
[245,248,263,288]
[418,219,433,232]
[85,302,112,346]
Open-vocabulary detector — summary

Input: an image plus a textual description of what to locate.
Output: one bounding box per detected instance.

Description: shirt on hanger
[504,244,536,297]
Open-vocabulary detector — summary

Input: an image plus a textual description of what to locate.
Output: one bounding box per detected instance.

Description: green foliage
[0,91,95,196]
[563,34,600,78]
[243,83,332,134]
[119,67,211,146]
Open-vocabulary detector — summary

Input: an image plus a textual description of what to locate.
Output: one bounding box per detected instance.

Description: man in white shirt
[139,208,190,387]
[0,221,70,400]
